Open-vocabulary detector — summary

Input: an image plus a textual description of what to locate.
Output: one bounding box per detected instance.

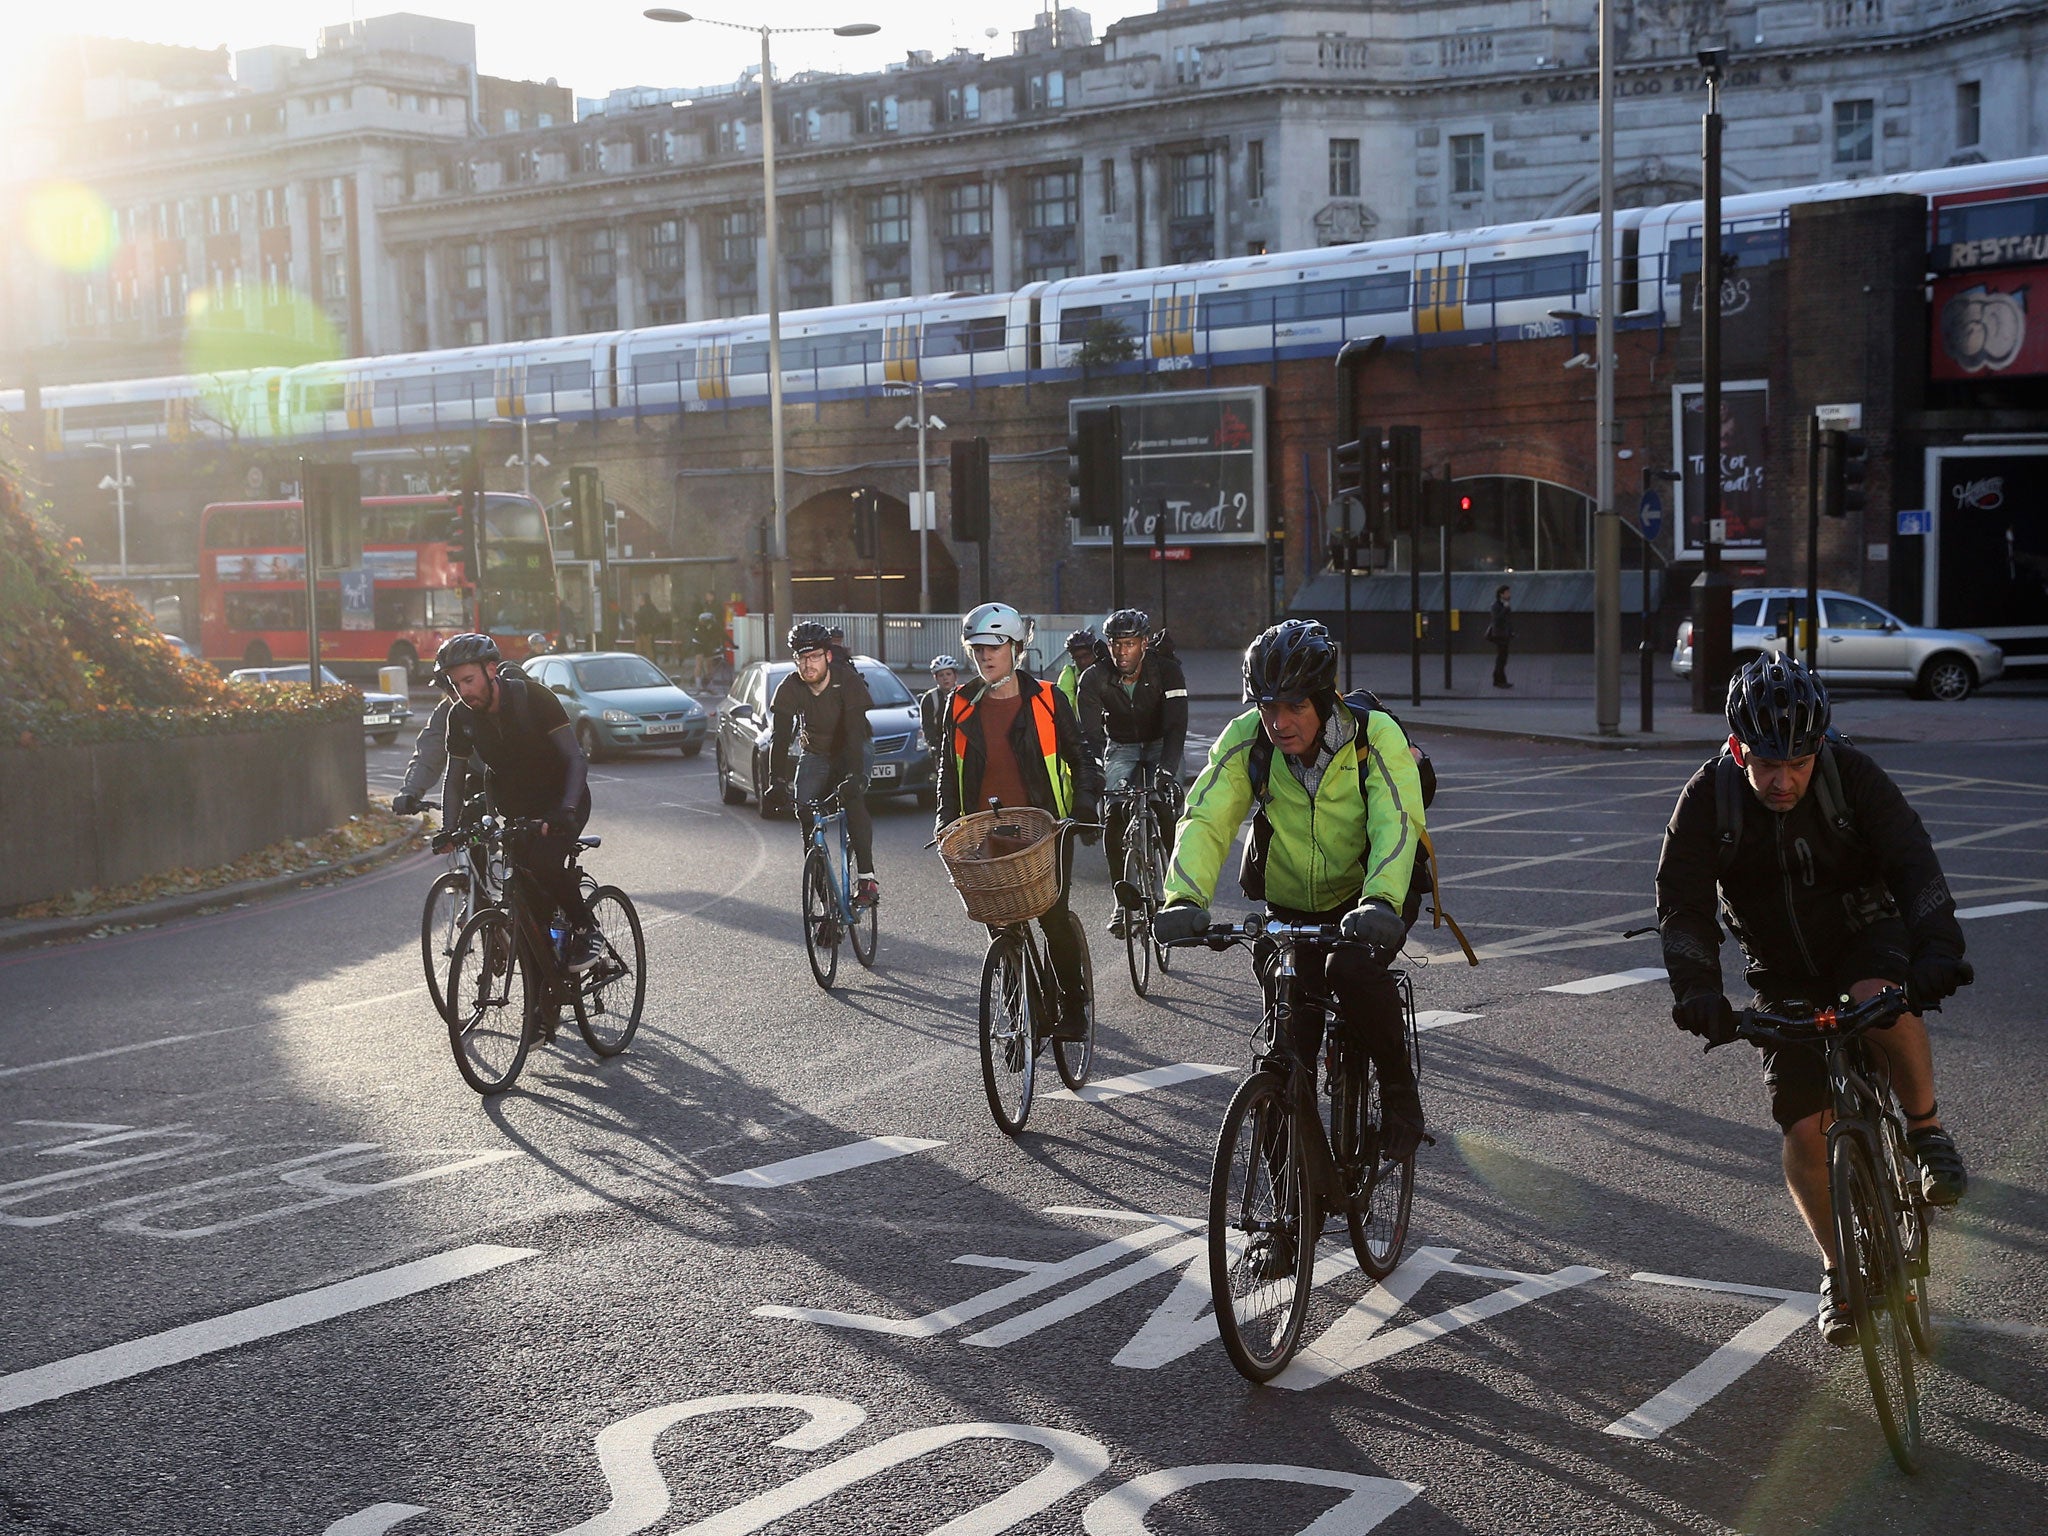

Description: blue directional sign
[1637,489,1664,542]
[1896,509,1933,537]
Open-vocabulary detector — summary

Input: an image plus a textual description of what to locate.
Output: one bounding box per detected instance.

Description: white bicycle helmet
[961,601,1034,650]
[928,653,962,673]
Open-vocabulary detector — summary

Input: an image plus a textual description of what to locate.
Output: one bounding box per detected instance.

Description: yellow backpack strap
[1417,827,1478,966]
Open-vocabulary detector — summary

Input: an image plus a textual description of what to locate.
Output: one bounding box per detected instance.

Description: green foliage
[1076,318,1140,373]
[0,465,359,748]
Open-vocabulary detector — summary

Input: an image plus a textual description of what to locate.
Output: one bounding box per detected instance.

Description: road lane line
[1605,1272,1815,1440]
[709,1136,944,1189]
[1040,1063,1234,1104]
[1957,900,2048,920]
[1414,1010,1482,1032]
[0,1244,537,1416]
[1543,966,1668,996]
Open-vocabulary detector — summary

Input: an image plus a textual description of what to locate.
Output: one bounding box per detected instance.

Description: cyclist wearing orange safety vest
[936,601,1103,1037]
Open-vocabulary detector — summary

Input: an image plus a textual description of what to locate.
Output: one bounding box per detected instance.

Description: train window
[1934,193,2048,269]
[924,315,1008,354]
[1666,224,1786,279]
[633,350,696,391]
[297,380,346,415]
[527,363,593,400]
[64,399,165,432]
[1198,272,1409,331]
[729,342,770,376]
[1057,300,1148,345]
[1465,252,1589,306]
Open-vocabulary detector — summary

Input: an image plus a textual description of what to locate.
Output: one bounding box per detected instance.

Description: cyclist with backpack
[1078,608,1190,937]
[1655,654,1972,1345]
[1153,619,1429,1154]
[920,654,961,754]
[767,622,879,908]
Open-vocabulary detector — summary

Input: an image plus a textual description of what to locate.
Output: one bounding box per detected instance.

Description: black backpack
[1713,735,1862,877]
[1238,689,1474,963]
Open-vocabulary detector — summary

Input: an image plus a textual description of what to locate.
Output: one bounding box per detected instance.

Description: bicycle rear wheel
[421,870,472,1025]
[801,847,839,990]
[978,931,1036,1134]
[573,885,646,1057]
[1344,1058,1415,1279]
[445,909,531,1095]
[1879,1112,1935,1358]
[849,879,879,970]
[1832,1133,1923,1474]
[1209,1070,1316,1382]
[1054,909,1097,1090]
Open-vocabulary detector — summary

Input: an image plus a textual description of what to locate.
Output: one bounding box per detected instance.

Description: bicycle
[1723,987,1934,1473]
[442,820,647,1095]
[418,799,507,1025]
[1165,916,1421,1383]
[975,820,1099,1134]
[1104,767,1176,997]
[799,778,878,989]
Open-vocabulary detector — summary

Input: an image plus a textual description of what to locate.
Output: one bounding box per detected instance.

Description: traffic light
[851,489,877,563]
[1067,407,1122,527]
[1387,425,1422,532]
[448,449,482,570]
[569,466,604,560]
[949,436,989,542]
[1818,428,1871,519]
[303,462,363,571]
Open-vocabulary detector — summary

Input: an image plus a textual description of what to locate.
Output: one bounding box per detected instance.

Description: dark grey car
[714,656,935,816]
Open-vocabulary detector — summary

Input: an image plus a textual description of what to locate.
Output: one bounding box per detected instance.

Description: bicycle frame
[806,800,857,925]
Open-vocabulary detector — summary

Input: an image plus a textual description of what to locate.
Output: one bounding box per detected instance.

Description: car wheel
[577,720,604,761]
[1917,653,1975,702]
[680,740,702,758]
[716,737,747,803]
[243,640,272,668]
[372,731,399,746]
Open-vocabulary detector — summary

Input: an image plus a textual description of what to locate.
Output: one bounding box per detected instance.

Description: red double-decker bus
[197,492,558,678]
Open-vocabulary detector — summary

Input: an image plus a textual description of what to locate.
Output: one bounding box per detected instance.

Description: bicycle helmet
[787,620,833,655]
[1104,608,1150,640]
[1243,619,1339,706]
[962,601,1034,650]
[928,653,961,673]
[433,632,501,679]
[1727,653,1831,760]
[1064,627,1096,655]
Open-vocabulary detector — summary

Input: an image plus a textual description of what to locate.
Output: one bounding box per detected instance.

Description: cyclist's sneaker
[1907,1125,1968,1207]
[1107,908,1129,940]
[563,928,603,974]
[1050,993,1090,1041]
[855,877,880,908]
[1817,1268,1857,1347]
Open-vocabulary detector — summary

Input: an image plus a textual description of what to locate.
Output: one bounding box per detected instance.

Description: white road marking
[1081,1465,1422,1536]
[709,1136,944,1189]
[1933,814,2048,851]
[1604,1272,1818,1440]
[1956,899,2048,920]
[1543,966,1669,995]
[1414,1010,1482,1032]
[0,1244,537,1416]
[1040,1062,1234,1103]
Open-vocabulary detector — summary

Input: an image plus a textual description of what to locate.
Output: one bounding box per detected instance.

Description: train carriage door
[168,395,194,442]
[885,315,920,383]
[43,406,63,455]
[605,341,620,410]
[493,359,526,419]
[264,374,284,438]
[344,375,374,433]
[1417,254,1465,334]
[697,340,730,401]
[1151,282,1196,358]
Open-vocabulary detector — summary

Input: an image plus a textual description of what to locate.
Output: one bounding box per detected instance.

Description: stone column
[422,245,446,349]
[991,173,1013,292]
[484,238,507,343]
[910,184,934,297]
[1140,150,1162,270]
[1210,140,1229,260]
[613,225,638,330]
[683,214,710,321]
[830,194,857,305]
[548,230,572,336]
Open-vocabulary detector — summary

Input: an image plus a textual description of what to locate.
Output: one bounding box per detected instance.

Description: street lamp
[645,8,880,638]
[87,441,148,576]
[886,380,957,615]
[1593,0,1621,736]
[489,414,558,501]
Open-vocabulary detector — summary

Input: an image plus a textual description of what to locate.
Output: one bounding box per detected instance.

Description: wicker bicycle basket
[935,806,1062,925]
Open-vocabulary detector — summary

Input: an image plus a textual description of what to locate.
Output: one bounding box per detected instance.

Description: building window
[1451,133,1486,194]
[1100,254,1121,274]
[717,208,757,267]
[458,242,485,291]
[576,231,615,282]
[864,96,900,134]
[514,313,551,340]
[944,84,981,123]
[1956,80,1981,148]
[321,253,349,302]
[1247,139,1266,201]
[1834,99,1875,164]
[320,177,347,220]
[1101,159,1118,216]
[944,181,992,238]
[1328,139,1359,198]
[1170,152,1213,220]
[1029,72,1065,110]
[786,201,831,256]
[1173,46,1201,85]
[647,218,684,272]
[1025,168,1079,282]
[1247,240,1268,256]
[259,187,285,229]
[515,235,547,287]
[647,302,687,324]
[864,191,911,248]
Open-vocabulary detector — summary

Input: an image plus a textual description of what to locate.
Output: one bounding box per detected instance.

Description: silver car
[227,663,414,743]
[1671,588,2005,701]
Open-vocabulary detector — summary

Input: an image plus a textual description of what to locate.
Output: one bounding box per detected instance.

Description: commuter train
[7,155,2046,455]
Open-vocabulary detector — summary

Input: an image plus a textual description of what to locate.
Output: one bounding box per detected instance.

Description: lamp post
[645,9,880,641]
[1593,0,1621,736]
[1691,45,1734,713]
[886,380,956,615]
[87,441,148,576]
[489,413,557,501]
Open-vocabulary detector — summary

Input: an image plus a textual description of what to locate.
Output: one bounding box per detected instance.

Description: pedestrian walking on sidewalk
[1487,586,1515,689]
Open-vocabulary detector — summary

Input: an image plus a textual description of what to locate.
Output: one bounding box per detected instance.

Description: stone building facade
[6,1,2044,385]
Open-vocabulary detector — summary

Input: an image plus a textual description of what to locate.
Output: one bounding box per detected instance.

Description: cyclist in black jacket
[769,621,878,906]
[1655,655,1971,1344]
[436,633,600,971]
[1078,608,1188,934]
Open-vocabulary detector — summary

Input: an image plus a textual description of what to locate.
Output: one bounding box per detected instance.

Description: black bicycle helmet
[1104,608,1150,640]
[1243,619,1339,705]
[433,632,501,679]
[788,620,833,655]
[1064,627,1096,654]
[1726,653,1832,760]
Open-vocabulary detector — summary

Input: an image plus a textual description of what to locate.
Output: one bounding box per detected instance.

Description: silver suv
[1671,588,2004,701]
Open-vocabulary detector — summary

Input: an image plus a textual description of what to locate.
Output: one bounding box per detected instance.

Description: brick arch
[789,484,959,612]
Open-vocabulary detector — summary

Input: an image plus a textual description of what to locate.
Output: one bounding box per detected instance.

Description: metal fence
[735,611,1100,678]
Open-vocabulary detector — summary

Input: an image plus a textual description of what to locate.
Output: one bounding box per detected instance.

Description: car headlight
[602,708,636,724]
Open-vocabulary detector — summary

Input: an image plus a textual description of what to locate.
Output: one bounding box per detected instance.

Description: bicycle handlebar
[1161,916,1390,957]
[1718,986,1913,1050]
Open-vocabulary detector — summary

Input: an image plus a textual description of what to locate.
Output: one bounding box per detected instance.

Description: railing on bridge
[734,611,1102,679]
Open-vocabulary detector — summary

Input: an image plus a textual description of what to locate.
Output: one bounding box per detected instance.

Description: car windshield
[575,656,670,692]
[259,666,347,687]
[855,662,914,706]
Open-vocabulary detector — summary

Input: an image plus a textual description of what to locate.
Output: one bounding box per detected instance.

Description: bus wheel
[243,640,273,667]
[387,642,419,683]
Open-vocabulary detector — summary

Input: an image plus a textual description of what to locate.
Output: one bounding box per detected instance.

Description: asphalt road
[2,725,2045,1535]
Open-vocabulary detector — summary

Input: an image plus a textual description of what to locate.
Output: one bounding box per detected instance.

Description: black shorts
[1753,919,1911,1131]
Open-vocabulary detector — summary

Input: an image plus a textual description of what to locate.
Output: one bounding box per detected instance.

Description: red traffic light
[1458,494,1473,512]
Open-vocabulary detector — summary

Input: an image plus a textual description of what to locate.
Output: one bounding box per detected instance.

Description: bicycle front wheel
[978,931,1036,1134]
[801,847,839,990]
[1209,1070,1316,1382]
[1879,1111,1935,1358]
[1344,1059,1415,1279]
[573,885,646,1057]
[1122,832,1153,998]
[1145,811,1173,976]
[1832,1133,1923,1474]
[445,909,531,1095]
[420,870,473,1025]
[1054,909,1097,1090]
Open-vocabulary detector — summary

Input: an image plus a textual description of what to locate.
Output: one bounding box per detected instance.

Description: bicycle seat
[577,835,602,849]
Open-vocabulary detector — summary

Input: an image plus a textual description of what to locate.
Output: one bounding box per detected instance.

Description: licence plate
[870,762,899,779]
[646,721,685,735]
[364,714,392,726]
